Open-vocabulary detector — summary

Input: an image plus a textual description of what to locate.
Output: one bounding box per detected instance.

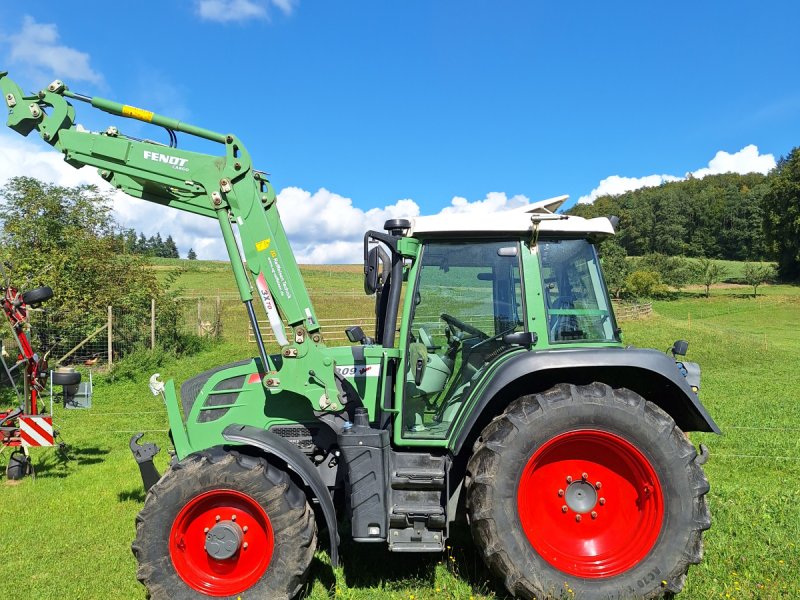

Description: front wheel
[132,447,317,599]
[466,383,710,599]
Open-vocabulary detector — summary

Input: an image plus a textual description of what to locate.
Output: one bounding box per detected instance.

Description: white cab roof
[407,195,616,238]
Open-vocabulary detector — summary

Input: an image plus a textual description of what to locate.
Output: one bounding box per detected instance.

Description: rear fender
[451,347,720,456]
[222,424,339,567]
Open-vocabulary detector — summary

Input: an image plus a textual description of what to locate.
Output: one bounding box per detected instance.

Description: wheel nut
[595,481,602,489]
[599,497,606,505]
[215,515,221,522]
[243,526,248,533]
[575,514,582,522]
[561,505,568,513]
[204,527,209,533]
[557,489,564,497]
[243,542,249,549]
[591,511,598,519]
[231,515,237,521]
[566,476,572,483]
[581,472,588,481]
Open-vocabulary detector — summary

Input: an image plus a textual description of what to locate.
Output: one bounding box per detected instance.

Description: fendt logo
[143,151,188,170]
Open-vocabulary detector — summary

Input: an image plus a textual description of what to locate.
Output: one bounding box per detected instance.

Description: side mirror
[364,245,390,295]
[503,331,537,346]
[345,326,373,345]
[671,340,689,357]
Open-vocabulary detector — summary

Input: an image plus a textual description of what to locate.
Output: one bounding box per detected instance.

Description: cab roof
[406,195,616,239]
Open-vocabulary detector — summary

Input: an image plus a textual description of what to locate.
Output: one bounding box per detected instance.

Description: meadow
[1,264,798,599]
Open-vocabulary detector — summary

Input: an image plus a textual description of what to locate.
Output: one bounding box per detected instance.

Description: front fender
[451,347,720,455]
[222,424,339,567]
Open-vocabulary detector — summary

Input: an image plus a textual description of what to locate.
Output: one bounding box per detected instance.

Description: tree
[136,232,148,254]
[742,262,776,298]
[695,258,728,298]
[187,248,197,260]
[763,147,800,281]
[0,177,160,354]
[164,235,179,259]
[598,240,628,298]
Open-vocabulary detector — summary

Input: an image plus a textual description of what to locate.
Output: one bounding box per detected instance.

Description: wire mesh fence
[0,293,656,374]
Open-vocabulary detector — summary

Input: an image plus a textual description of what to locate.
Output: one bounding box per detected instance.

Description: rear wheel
[132,447,316,599]
[466,383,710,599]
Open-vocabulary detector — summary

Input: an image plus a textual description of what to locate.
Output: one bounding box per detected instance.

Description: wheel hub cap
[205,521,243,560]
[565,480,597,513]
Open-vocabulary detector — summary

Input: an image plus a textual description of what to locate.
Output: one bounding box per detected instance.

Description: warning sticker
[256,238,271,252]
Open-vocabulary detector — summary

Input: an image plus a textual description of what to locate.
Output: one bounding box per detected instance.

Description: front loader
[2,72,718,600]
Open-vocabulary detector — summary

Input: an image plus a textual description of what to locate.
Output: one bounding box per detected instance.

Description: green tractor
[2,72,717,599]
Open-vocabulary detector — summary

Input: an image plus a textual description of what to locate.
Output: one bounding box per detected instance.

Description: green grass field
[1,269,798,599]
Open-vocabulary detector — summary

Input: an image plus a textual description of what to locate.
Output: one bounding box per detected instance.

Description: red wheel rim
[517,429,663,578]
[170,489,274,596]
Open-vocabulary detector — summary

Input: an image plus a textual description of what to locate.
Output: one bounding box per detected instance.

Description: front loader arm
[1,73,342,411]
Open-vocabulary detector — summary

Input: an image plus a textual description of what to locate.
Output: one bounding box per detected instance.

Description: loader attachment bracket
[130,433,161,493]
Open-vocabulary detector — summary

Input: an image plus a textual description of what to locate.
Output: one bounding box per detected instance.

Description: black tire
[6,450,32,480]
[51,370,81,386]
[132,447,317,599]
[22,286,53,306]
[466,383,710,600]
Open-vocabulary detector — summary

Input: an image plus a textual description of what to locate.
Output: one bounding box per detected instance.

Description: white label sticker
[335,364,381,378]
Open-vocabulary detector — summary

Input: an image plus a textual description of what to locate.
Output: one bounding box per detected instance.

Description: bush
[105,344,174,383]
[631,253,693,289]
[623,270,669,299]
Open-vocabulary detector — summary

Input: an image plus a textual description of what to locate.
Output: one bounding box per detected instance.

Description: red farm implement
[0,265,82,479]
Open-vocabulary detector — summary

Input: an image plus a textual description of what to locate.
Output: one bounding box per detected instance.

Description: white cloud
[578,174,681,205]
[578,145,776,204]
[440,191,531,215]
[0,131,534,263]
[689,144,775,179]
[3,129,776,263]
[196,0,295,22]
[4,16,102,84]
[270,0,297,15]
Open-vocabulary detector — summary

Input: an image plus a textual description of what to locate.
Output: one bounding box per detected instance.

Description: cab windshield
[538,239,619,344]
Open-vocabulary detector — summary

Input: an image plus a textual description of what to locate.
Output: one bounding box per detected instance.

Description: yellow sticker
[122,105,154,123]
[256,239,271,252]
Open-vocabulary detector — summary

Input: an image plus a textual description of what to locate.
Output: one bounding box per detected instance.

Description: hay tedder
[2,71,718,599]
[0,263,82,479]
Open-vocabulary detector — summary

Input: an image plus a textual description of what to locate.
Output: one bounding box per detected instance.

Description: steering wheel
[440,313,489,340]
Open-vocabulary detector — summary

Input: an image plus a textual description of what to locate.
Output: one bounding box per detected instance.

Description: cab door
[396,239,525,443]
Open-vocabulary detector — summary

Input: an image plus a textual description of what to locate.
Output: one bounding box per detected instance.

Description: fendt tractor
[1,72,718,600]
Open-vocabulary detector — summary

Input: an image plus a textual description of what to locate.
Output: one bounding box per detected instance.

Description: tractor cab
[363,196,621,441]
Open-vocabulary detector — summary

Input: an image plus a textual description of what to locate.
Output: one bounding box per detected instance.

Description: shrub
[624,270,669,299]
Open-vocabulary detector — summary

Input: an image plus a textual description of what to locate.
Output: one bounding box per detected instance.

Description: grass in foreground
[1,287,799,599]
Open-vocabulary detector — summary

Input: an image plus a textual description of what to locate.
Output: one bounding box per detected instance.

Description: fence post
[107,305,113,368]
[151,298,156,349]
[216,294,221,337]
[197,299,202,336]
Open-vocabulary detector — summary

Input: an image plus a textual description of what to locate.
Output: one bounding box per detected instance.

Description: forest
[569,147,800,281]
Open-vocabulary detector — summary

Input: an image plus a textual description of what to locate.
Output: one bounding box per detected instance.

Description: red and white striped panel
[19,415,54,447]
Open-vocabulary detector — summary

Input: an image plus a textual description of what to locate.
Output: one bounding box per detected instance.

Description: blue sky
[1,1,797,262]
